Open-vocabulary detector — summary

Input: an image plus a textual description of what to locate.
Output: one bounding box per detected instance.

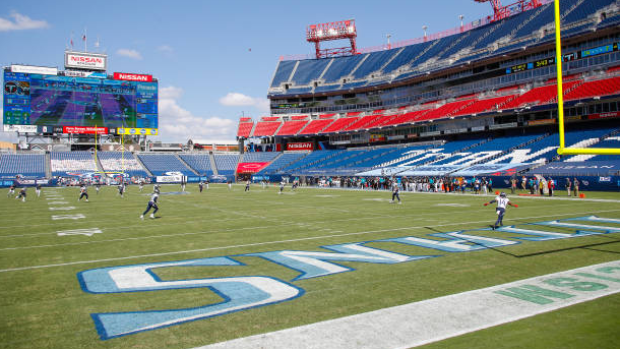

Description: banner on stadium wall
[63,126,108,134]
[113,72,153,82]
[11,65,57,75]
[527,161,620,176]
[156,175,185,183]
[3,125,38,133]
[451,163,531,177]
[117,128,158,136]
[286,142,313,151]
[355,167,404,177]
[237,162,270,173]
[398,165,464,176]
[370,134,386,143]
[588,112,619,120]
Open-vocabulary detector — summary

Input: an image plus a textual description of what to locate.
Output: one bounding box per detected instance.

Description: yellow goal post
[555,0,620,156]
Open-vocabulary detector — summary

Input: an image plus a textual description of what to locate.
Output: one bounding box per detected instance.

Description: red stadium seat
[299,119,336,134]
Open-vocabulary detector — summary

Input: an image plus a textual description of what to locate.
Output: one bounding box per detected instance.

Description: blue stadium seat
[179,154,214,176]
[0,154,46,178]
[137,154,195,176]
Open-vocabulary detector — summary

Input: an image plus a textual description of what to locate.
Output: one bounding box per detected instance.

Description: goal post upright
[555,0,620,156]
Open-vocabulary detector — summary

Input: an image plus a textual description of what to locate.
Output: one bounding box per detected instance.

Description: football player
[484,192,518,230]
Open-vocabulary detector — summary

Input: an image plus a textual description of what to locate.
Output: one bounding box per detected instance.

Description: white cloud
[157,45,174,53]
[0,12,49,32]
[116,49,143,60]
[219,92,270,112]
[157,86,236,142]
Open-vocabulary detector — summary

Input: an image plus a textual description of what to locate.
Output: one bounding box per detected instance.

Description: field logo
[78,215,620,340]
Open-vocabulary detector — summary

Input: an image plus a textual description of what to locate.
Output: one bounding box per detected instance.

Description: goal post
[555,0,620,156]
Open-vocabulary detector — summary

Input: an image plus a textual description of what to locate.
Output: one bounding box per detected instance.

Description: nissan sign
[64,51,107,71]
[113,72,153,82]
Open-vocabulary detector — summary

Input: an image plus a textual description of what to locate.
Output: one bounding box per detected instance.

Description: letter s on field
[78,257,303,340]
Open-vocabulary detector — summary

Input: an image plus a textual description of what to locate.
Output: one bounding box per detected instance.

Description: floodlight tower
[474,0,542,22]
[307,19,357,59]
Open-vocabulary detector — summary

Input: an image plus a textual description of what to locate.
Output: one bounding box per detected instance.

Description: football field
[0,183,619,349]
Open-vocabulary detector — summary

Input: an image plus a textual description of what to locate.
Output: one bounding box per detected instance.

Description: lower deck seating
[0,154,46,178]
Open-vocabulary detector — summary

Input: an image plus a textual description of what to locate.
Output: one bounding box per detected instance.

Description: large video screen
[3,71,158,130]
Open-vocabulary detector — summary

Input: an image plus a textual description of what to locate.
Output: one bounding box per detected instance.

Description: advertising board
[64,52,107,71]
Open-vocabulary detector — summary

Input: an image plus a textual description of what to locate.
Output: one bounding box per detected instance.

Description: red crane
[474,0,542,21]
[307,19,358,59]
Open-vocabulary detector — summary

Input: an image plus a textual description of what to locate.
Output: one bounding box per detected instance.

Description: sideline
[195,260,620,349]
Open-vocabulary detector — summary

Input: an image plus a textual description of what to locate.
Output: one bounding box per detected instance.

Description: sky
[0,0,494,143]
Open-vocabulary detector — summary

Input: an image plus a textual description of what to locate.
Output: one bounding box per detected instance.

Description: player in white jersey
[484,192,518,230]
[278,180,285,194]
[390,182,401,204]
[140,192,159,220]
[78,184,89,202]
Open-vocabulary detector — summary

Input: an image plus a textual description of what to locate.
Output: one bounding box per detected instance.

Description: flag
[82,34,86,41]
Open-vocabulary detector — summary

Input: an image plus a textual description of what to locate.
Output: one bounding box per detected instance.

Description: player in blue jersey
[35,184,42,197]
[15,187,27,202]
[78,183,89,202]
[484,192,518,230]
[140,191,160,220]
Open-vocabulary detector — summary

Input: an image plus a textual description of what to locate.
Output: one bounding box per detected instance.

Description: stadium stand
[213,154,239,176]
[255,152,309,175]
[276,120,309,136]
[0,154,46,178]
[51,151,97,176]
[298,118,336,135]
[179,154,214,176]
[241,152,280,163]
[268,0,616,98]
[137,154,195,176]
[97,152,150,177]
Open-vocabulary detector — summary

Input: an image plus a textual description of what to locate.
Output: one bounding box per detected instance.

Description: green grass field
[0,183,619,349]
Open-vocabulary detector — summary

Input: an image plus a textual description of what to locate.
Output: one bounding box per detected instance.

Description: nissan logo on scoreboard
[113,72,153,82]
[64,51,107,71]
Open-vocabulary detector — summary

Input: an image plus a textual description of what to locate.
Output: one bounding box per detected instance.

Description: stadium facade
[1,0,619,191]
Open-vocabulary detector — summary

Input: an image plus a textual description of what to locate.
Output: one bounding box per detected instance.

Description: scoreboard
[505,42,619,74]
[3,68,158,135]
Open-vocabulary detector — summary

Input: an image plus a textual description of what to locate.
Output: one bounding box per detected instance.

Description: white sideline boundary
[194,260,620,349]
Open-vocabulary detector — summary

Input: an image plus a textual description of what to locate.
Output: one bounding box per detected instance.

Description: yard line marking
[51,214,85,221]
[48,207,76,211]
[1,211,618,273]
[57,228,102,237]
[194,261,620,349]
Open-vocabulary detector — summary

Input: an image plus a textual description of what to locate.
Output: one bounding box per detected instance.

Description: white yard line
[195,260,620,349]
[1,210,619,273]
